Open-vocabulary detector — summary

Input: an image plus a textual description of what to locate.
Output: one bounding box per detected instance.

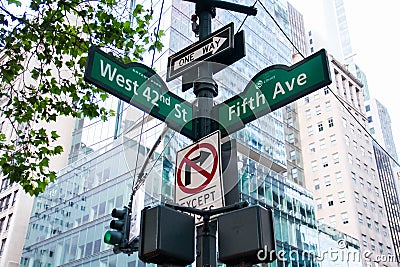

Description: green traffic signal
[104,230,124,246]
[104,207,130,247]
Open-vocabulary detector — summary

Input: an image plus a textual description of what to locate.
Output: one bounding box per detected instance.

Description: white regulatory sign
[175,131,224,223]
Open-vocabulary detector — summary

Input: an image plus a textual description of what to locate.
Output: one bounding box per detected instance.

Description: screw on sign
[175,131,224,218]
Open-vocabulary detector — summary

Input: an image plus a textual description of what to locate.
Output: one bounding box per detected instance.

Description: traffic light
[104,207,130,248]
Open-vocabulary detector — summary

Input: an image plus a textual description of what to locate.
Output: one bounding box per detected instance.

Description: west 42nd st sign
[212,49,332,137]
[84,46,194,139]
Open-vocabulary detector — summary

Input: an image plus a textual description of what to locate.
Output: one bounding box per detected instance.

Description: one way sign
[167,23,234,81]
[175,131,224,222]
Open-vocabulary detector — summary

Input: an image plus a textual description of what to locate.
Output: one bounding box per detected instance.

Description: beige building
[297,55,396,266]
[0,117,74,267]
[0,52,75,266]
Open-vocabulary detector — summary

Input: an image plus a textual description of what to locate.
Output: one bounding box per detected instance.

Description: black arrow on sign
[185,151,211,186]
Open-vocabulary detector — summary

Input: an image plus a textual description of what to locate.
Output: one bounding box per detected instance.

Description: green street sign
[211,49,332,137]
[84,46,194,139]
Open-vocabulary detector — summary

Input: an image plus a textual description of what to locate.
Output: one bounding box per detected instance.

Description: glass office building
[21,0,358,266]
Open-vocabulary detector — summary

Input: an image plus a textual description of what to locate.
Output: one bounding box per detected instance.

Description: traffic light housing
[104,207,130,248]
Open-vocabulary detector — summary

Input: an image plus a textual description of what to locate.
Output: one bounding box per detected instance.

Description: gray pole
[193,3,218,140]
[194,3,218,267]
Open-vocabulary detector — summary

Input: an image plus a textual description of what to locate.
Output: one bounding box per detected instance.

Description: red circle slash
[177,143,218,194]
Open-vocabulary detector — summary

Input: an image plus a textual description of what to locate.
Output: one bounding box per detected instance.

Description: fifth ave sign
[167,23,234,81]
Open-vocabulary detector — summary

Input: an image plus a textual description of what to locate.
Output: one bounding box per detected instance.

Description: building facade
[20,0,361,266]
[373,143,400,262]
[297,56,396,266]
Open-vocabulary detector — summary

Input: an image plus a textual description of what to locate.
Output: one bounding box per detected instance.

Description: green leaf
[0,0,158,196]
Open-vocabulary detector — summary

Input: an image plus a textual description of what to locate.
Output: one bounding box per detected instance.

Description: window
[315,105,321,115]
[342,118,347,128]
[360,146,365,156]
[314,179,320,190]
[370,127,375,134]
[327,195,333,206]
[289,150,296,161]
[379,206,384,216]
[328,118,334,127]
[333,153,339,164]
[324,175,331,186]
[365,134,370,143]
[379,243,384,254]
[0,239,5,256]
[5,214,12,231]
[348,153,353,164]
[307,126,313,136]
[350,123,355,134]
[345,135,349,146]
[367,182,371,192]
[351,172,356,183]
[0,218,4,233]
[338,191,345,203]
[363,163,368,172]
[288,133,295,144]
[319,139,326,150]
[370,239,375,251]
[371,201,375,212]
[311,161,317,171]
[375,187,380,197]
[314,92,320,99]
[291,168,298,180]
[317,122,323,132]
[362,197,367,208]
[287,117,293,127]
[361,234,367,247]
[335,172,342,183]
[359,177,364,187]
[329,215,336,227]
[322,157,328,168]
[354,192,359,202]
[316,198,322,210]
[383,226,388,237]
[353,140,357,150]
[305,96,309,103]
[365,105,370,112]
[330,134,336,145]
[375,221,379,233]
[366,217,371,228]
[11,191,17,206]
[324,87,329,95]
[356,158,361,168]
[388,247,393,255]
[309,143,315,152]
[341,212,349,224]
[325,101,331,110]
[358,213,363,224]
[306,109,311,119]
[368,116,373,123]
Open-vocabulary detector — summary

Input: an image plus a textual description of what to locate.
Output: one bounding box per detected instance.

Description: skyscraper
[297,55,396,266]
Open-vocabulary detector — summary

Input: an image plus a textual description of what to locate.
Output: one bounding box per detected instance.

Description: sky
[289,0,400,160]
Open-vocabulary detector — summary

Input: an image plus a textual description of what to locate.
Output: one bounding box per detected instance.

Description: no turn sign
[175,131,224,221]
